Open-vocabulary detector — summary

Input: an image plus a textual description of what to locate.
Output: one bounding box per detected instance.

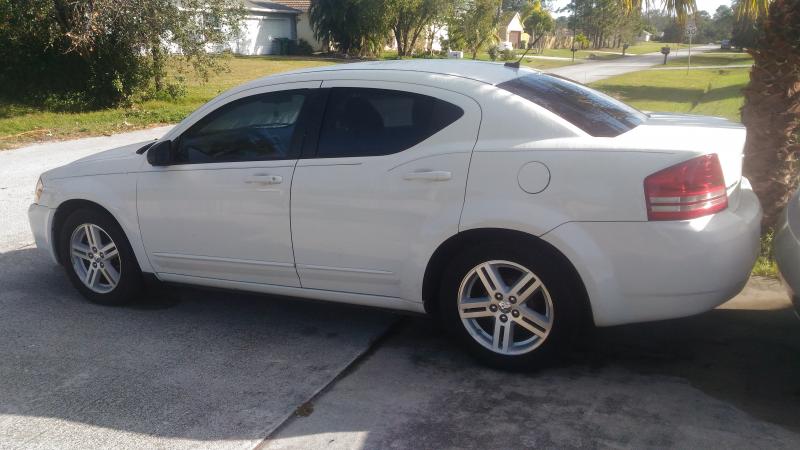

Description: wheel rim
[458,260,554,356]
[69,223,122,294]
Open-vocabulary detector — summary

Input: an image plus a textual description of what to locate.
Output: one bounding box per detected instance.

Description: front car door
[137,81,321,286]
[290,80,482,300]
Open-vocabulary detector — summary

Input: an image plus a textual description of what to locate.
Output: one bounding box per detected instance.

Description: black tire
[58,208,143,306]
[438,241,582,370]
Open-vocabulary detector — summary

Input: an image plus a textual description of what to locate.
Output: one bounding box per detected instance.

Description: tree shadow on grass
[600,85,704,104]
[700,83,745,104]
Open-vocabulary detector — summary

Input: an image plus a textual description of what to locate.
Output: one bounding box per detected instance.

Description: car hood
[43,140,153,180]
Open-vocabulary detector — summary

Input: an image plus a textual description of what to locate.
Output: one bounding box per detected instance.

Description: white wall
[233,14,294,55]
[296,12,324,51]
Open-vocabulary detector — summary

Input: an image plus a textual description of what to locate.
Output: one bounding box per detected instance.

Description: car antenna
[505,35,544,69]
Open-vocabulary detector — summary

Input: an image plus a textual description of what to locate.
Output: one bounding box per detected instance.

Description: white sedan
[29,60,761,369]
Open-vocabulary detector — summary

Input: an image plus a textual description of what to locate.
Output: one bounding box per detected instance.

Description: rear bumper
[543,178,762,327]
[28,203,59,264]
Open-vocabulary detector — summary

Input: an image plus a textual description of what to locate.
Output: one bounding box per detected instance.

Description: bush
[500,48,516,61]
[0,0,244,108]
[487,46,498,61]
[290,39,314,56]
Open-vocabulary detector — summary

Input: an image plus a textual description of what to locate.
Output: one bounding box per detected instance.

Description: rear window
[497,73,647,137]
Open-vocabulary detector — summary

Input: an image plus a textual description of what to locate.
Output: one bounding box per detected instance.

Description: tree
[523,4,554,49]
[712,5,735,40]
[387,0,452,56]
[448,0,503,60]
[0,0,244,107]
[738,0,800,228]
[309,0,389,56]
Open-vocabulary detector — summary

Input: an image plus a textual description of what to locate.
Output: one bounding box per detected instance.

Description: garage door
[254,18,292,55]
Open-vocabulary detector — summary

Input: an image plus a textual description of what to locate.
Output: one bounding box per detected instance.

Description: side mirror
[147,140,172,166]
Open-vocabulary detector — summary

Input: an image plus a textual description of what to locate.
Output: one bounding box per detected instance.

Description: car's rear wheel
[439,242,579,370]
[59,208,143,305]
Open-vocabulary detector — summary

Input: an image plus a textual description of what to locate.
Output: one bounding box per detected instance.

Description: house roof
[243,0,302,13]
[270,0,311,12]
[500,11,519,25]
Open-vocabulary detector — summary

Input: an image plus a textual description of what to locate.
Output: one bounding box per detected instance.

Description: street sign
[685,21,696,73]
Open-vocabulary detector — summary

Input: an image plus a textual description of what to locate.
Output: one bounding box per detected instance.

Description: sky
[548,0,732,16]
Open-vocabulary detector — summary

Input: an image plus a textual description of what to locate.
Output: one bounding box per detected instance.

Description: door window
[316,88,463,158]
[175,90,308,164]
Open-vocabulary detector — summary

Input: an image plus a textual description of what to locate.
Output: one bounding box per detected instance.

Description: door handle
[245,174,283,185]
[403,170,452,182]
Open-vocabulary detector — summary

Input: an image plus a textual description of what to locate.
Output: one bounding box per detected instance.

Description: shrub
[500,48,516,60]
[290,39,314,56]
[0,0,244,108]
[487,46,498,61]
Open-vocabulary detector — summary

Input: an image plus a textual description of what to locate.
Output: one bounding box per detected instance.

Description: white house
[498,11,525,49]
[230,1,301,55]
[272,0,325,51]
[639,30,653,42]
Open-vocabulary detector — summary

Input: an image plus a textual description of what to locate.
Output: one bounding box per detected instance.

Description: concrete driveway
[2,122,800,449]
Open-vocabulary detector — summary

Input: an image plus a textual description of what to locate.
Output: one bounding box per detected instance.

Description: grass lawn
[623,41,697,54]
[666,52,753,67]
[0,56,337,150]
[591,67,749,122]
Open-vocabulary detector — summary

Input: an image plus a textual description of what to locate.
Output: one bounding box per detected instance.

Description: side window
[316,88,464,158]
[175,90,308,164]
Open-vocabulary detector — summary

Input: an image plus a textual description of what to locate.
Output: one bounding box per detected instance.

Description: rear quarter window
[497,73,647,137]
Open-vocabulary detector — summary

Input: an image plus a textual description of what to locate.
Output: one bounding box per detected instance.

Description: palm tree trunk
[741,0,800,229]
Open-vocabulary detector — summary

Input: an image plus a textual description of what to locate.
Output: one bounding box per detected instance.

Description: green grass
[666,52,753,67]
[591,67,749,122]
[0,56,337,149]
[753,232,779,278]
[623,41,696,54]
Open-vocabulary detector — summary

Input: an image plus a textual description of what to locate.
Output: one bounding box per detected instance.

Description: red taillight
[644,154,728,221]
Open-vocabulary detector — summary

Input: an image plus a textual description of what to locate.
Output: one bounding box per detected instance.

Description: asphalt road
[549,45,717,84]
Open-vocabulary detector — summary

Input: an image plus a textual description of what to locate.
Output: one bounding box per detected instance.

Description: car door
[290,80,481,299]
[137,82,322,286]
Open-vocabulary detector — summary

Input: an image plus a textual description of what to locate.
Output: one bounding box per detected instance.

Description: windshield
[496,73,647,137]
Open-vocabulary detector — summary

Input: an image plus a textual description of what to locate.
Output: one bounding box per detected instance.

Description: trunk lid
[620,112,746,190]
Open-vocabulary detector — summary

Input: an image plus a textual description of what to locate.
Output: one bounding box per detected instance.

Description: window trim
[172,88,315,165]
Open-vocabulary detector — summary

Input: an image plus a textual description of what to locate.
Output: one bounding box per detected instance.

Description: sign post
[685,21,697,74]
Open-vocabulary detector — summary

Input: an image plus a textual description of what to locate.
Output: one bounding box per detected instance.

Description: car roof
[259,59,538,86]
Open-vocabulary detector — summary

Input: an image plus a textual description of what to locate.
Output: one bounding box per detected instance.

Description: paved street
[1,88,799,449]
[549,45,717,83]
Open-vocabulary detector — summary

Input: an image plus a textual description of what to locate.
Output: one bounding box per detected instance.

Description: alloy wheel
[458,260,554,355]
[69,223,122,294]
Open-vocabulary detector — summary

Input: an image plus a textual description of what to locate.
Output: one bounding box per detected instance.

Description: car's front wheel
[59,208,143,305]
[439,243,580,370]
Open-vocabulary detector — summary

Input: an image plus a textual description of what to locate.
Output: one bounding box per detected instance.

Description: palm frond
[661,0,697,24]
[734,0,771,20]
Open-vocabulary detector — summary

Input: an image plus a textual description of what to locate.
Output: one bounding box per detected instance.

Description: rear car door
[290,81,481,299]
[137,82,321,286]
